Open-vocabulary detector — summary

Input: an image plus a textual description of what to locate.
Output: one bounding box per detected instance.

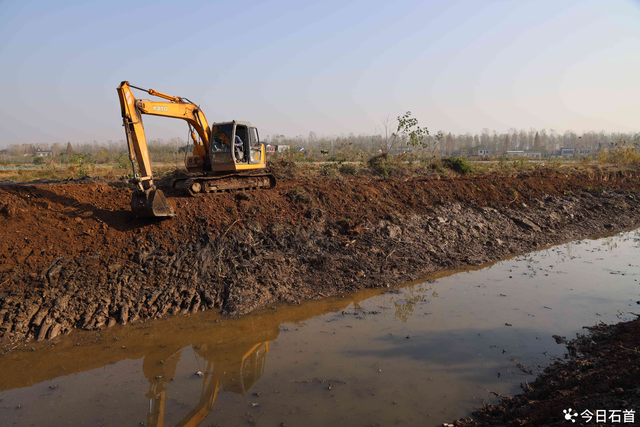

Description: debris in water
[516,363,534,375]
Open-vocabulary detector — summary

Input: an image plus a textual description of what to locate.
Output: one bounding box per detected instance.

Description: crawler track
[172,173,276,196]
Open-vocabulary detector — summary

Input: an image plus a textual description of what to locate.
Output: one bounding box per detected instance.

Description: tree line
[2,120,639,165]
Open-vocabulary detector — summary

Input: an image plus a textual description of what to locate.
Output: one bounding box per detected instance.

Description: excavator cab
[209,121,263,170]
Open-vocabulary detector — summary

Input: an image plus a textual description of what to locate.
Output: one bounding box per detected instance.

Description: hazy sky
[0,0,639,147]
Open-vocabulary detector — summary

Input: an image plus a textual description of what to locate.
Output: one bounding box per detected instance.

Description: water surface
[1,230,639,426]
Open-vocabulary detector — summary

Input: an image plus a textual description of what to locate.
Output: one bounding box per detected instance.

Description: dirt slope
[2,169,640,343]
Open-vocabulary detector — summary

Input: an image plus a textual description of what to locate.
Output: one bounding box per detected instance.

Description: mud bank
[451,317,640,427]
[2,170,640,343]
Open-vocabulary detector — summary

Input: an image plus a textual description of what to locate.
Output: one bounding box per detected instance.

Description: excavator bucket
[131,189,175,218]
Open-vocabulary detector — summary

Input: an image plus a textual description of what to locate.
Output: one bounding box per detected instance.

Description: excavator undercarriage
[173,173,277,197]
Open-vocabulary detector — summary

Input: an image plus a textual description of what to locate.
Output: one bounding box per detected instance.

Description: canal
[1,229,639,426]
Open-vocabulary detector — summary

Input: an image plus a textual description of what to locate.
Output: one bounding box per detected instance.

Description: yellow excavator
[116,81,276,217]
[144,334,273,427]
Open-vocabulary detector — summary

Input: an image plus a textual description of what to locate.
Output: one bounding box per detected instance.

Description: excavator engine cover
[131,188,175,218]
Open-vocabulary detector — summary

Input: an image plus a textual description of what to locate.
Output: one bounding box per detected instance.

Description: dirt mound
[2,169,640,343]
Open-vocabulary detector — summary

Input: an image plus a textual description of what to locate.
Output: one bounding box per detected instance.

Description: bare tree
[533,131,541,152]
[376,114,399,153]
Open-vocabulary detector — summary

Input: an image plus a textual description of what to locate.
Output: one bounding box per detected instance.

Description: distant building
[506,151,542,158]
[577,148,593,157]
[34,150,53,157]
[506,151,526,157]
[560,147,575,158]
[477,148,491,156]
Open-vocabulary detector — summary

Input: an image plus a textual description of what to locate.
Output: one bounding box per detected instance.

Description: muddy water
[1,231,640,427]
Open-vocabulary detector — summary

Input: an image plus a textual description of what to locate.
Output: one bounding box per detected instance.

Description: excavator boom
[117,81,210,217]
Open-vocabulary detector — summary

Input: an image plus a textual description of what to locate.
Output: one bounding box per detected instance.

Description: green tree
[397,111,429,148]
[377,111,431,153]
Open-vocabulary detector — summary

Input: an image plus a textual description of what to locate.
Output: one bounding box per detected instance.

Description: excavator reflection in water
[0,289,386,426]
[143,326,276,427]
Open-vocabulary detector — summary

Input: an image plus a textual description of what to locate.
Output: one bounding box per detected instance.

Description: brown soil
[451,317,640,427]
[2,168,640,343]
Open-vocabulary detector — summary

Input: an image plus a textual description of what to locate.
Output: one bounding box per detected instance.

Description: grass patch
[441,157,474,174]
[338,163,357,175]
[267,157,300,180]
[598,140,640,165]
[320,163,340,179]
[367,154,399,178]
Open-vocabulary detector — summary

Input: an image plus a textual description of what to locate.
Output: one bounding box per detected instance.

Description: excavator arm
[116,81,212,217]
[135,101,210,160]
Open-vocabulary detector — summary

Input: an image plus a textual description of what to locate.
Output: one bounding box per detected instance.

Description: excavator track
[172,173,276,197]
